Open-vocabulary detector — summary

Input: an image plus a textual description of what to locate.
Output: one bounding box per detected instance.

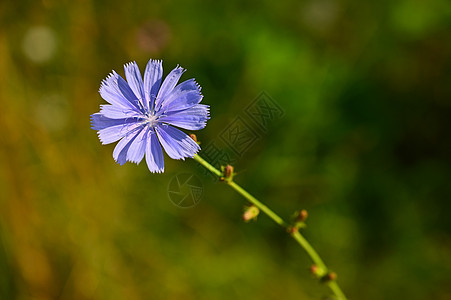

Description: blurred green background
[1,0,451,299]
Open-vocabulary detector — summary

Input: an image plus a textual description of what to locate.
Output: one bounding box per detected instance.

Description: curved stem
[193,154,347,300]
[227,180,286,227]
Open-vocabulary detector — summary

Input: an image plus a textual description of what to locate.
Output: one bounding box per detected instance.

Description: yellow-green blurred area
[1,0,451,299]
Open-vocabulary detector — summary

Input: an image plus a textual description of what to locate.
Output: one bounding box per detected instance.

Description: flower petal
[144,59,163,111]
[126,126,148,164]
[90,113,138,130]
[99,104,143,119]
[145,129,164,173]
[113,126,144,165]
[124,62,146,109]
[99,71,141,111]
[97,122,141,145]
[154,66,185,110]
[159,79,203,113]
[155,124,200,160]
[159,104,209,130]
[116,71,144,111]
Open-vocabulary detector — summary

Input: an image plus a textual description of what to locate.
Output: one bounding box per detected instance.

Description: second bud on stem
[220,164,234,182]
[243,205,260,222]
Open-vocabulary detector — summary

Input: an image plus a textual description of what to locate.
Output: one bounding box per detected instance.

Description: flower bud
[321,271,337,282]
[296,209,308,222]
[287,226,298,234]
[242,205,259,222]
[310,264,328,278]
[189,133,198,143]
[291,209,308,230]
[310,264,319,275]
[220,164,234,181]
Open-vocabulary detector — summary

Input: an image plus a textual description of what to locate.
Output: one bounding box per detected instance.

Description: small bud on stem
[287,226,298,234]
[310,264,319,275]
[189,133,198,144]
[296,209,308,222]
[291,209,308,230]
[243,205,260,222]
[192,154,348,299]
[310,264,328,278]
[321,272,337,282]
[220,164,234,182]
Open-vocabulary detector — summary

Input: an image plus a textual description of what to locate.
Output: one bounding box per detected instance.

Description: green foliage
[0,0,450,299]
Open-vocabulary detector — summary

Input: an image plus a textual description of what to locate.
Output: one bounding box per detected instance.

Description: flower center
[145,113,159,127]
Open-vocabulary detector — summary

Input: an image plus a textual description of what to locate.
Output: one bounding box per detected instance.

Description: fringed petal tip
[192,79,202,93]
[99,70,120,90]
[171,149,199,161]
[146,130,165,172]
[148,166,164,173]
[90,114,97,130]
[150,58,162,63]
[159,104,210,130]
[124,61,137,68]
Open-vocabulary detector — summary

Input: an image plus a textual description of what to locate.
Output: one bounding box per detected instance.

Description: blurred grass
[1,0,451,299]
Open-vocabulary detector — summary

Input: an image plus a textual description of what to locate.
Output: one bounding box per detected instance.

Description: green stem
[227,180,286,227]
[193,154,347,300]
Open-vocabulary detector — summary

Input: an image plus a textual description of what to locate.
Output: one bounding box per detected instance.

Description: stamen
[145,113,159,127]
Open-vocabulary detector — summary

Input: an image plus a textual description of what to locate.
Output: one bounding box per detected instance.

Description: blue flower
[91,60,209,173]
